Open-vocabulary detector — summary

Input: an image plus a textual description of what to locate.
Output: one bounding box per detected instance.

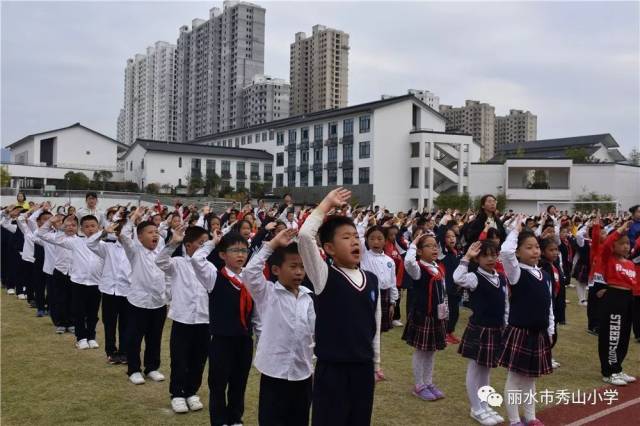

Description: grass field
[1,287,639,426]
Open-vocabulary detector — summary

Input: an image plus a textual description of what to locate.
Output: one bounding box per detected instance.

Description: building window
[359,167,370,184]
[160,169,165,174]
[248,135,252,144]
[313,170,323,186]
[301,150,309,163]
[288,151,296,165]
[288,129,297,143]
[222,160,231,178]
[314,148,323,162]
[178,178,182,186]
[301,127,309,141]
[191,158,202,178]
[343,118,353,135]
[328,146,337,161]
[411,142,420,158]
[410,167,419,188]
[178,157,182,168]
[206,159,216,176]
[314,124,323,140]
[277,131,284,146]
[343,168,353,185]
[329,122,337,137]
[359,141,370,159]
[236,161,246,179]
[241,136,246,145]
[343,143,353,161]
[300,171,308,187]
[269,131,274,140]
[141,159,144,170]
[237,180,245,190]
[262,132,267,142]
[328,168,337,185]
[250,162,259,178]
[359,115,371,133]
[276,152,284,166]
[276,173,283,188]
[288,172,296,187]
[264,163,272,177]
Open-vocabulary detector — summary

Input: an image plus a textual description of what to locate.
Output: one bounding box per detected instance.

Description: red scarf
[551,264,561,297]
[384,240,405,288]
[220,268,254,331]
[417,262,444,315]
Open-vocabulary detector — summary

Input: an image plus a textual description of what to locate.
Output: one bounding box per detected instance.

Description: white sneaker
[186,395,204,411]
[76,339,89,350]
[7,288,16,295]
[580,300,588,307]
[484,407,504,424]
[55,326,66,334]
[603,373,627,386]
[619,372,637,383]
[171,397,189,413]
[552,359,561,369]
[17,294,27,300]
[88,340,99,349]
[392,320,403,327]
[470,408,498,426]
[147,370,165,382]
[129,372,146,385]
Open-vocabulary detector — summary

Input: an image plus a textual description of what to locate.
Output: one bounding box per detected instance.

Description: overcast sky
[2,0,639,155]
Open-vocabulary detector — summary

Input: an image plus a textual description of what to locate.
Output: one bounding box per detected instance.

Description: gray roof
[125,139,272,160]
[5,122,128,151]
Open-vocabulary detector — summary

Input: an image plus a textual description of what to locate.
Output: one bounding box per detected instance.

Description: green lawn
[1,288,638,425]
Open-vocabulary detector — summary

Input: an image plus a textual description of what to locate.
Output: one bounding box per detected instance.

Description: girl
[384,224,406,327]
[440,228,463,344]
[539,238,563,369]
[597,221,636,385]
[403,231,447,401]
[498,215,554,426]
[454,240,507,426]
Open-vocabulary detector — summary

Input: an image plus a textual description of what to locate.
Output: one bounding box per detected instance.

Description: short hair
[218,231,248,252]
[232,219,251,233]
[630,205,640,214]
[540,237,558,252]
[80,215,99,226]
[546,205,556,213]
[85,191,98,200]
[268,242,300,267]
[136,220,156,235]
[318,215,356,246]
[486,227,501,241]
[184,226,208,245]
[477,240,499,257]
[365,225,386,240]
[39,211,53,221]
[63,214,78,224]
[517,230,538,249]
[416,217,428,227]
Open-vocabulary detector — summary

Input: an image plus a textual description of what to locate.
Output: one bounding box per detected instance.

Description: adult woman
[465,194,506,250]
[16,191,29,210]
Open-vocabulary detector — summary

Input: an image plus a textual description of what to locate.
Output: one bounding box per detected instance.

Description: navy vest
[469,271,507,327]
[409,265,445,320]
[315,265,378,363]
[508,268,552,331]
[208,273,253,337]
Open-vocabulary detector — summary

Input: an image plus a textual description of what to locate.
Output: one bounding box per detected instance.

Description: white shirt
[119,220,167,309]
[240,245,315,381]
[356,222,399,302]
[1,213,17,234]
[453,261,509,324]
[36,234,58,275]
[156,243,209,324]
[43,229,72,275]
[16,215,36,262]
[86,232,131,297]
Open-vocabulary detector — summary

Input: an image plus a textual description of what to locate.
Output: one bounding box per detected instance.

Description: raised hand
[170,224,187,245]
[319,187,351,213]
[104,222,118,234]
[265,221,277,232]
[464,241,482,261]
[412,230,424,246]
[211,229,223,246]
[268,228,297,249]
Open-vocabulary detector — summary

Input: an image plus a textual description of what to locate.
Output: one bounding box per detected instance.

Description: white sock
[466,361,492,412]
[505,371,537,423]
[522,378,536,422]
[422,351,435,385]
[576,281,587,302]
[412,350,426,386]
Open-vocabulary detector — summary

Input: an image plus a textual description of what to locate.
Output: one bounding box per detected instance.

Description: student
[298,187,381,426]
[440,228,463,344]
[86,220,131,364]
[1,206,25,296]
[155,225,210,414]
[384,224,406,327]
[498,215,554,426]
[596,221,637,385]
[31,207,54,316]
[538,238,563,369]
[191,231,253,426]
[118,208,167,385]
[15,206,43,310]
[37,215,104,349]
[241,228,315,426]
[403,230,447,401]
[454,241,507,426]
[44,214,74,333]
[76,191,106,227]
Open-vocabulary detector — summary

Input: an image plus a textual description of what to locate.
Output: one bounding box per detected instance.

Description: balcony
[312,163,323,172]
[286,165,296,174]
[286,143,297,153]
[250,173,260,180]
[264,174,273,181]
[312,140,323,149]
[506,163,571,201]
[236,172,246,180]
[339,160,353,169]
[340,134,354,144]
[325,136,338,147]
[326,160,338,170]
[221,171,232,179]
[299,142,309,151]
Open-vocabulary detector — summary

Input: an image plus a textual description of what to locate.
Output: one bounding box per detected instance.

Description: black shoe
[107,355,119,365]
[587,329,599,336]
[117,353,128,364]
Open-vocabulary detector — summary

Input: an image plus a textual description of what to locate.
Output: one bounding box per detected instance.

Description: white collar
[519,262,543,280]
[275,280,312,297]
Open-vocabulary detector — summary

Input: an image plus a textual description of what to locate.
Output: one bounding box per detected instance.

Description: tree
[0,166,11,187]
[434,192,472,211]
[629,148,640,166]
[145,183,160,194]
[565,147,595,163]
[188,174,204,194]
[575,192,616,214]
[92,170,113,190]
[64,171,90,190]
[250,182,267,199]
[205,172,221,196]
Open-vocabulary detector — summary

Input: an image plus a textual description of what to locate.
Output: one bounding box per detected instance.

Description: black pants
[555,280,567,324]
[70,282,101,341]
[208,335,253,426]
[259,374,312,426]
[632,295,640,340]
[102,293,129,356]
[126,303,167,376]
[170,321,209,399]
[19,259,33,298]
[446,291,461,334]
[33,247,45,310]
[52,269,73,327]
[312,360,375,426]
[598,288,633,377]
[587,286,600,332]
[393,289,402,321]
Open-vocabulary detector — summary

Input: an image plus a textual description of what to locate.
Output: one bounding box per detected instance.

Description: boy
[156,225,210,414]
[298,187,381,426]
[191,231,253,426]
[241,228,315,426]
[118,208,167,385]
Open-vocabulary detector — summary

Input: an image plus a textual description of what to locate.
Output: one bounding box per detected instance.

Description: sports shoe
[67,326,75,334]
[484,407,504,423]
[88,340,99,349]
[28,300,37,308]
[36,310,45,317]
[375,369,386,382]
[603,373,627,386]
[426,384,445,399]
[55,326,66,334]
[579,300,588,307]
[526,419,545,426]
[392,320,403,327]
[470,408,498,426]
[186,395,204,411]
[107,355,119,365]
[17,294,27,300]
[412,384,437,401]
[147,370,165,382]
[129,372,145,385]
[76,339,89,350]
[7,288,15,295]
[619,372,636,383]
[117,353,128,364]
[551,359,561,369]
[171,397,189,413]
[446,333,461,344]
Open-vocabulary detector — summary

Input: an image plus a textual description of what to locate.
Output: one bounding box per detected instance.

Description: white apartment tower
[495,109,538,146]
[119,41,177,145]
[176,1,266,142]
[290,25,349,116]
[439,100,496,162]
[408,89,440,111]
[241,75,290,127]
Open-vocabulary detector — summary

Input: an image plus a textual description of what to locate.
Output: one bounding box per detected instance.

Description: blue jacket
[629,219,640,249]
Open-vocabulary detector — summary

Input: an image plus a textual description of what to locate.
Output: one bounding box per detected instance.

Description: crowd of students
[1,189,639,426]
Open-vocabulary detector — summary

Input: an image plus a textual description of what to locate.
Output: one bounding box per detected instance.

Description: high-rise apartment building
[241,75,290,127]
[176,1,266,142]
[495,109,537,146]
[439,100,496,161]
[290,24,349,116]
[407,89,440,111]
[119,41,177,145]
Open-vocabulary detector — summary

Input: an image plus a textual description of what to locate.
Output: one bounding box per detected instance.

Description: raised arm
[453,242,482,290]
[190,231,222,292]
[36,217,73,249]
[499,215,524,285]
[86,228,109,259]
[404,231,424,280]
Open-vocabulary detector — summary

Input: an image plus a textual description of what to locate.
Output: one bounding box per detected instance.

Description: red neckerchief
[384,240,405,288]
[561,237,573,262]
[417,261,444,315]
[551,264,561,297]
[220,268,253,331]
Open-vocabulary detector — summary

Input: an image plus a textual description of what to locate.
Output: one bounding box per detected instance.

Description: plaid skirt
[498,325,553,377]
[381,289,392,332]
[458,322,503,368]
[402,311,446,351]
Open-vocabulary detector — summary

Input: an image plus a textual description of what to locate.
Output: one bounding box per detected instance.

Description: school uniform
[440,247,463,335]
[119,220,167,376]
[298,210,381,426]
[1,213,19,292]
[156,242,209,401]
[191,240,254,426]
[86,232,131,358]
[454,262,508,368]
[39,234,57,317]
[16,215,37,303]
[241,245,316,426]
[540,260,562,349]
[46,229,73,328]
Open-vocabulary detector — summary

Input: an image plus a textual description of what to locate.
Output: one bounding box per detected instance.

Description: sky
[2,0,639,156]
